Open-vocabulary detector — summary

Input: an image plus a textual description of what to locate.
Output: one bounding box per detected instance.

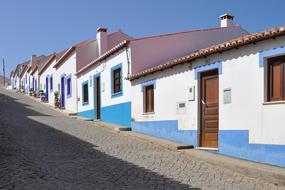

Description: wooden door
[200,69,219,148]
[145,85,154,113]
[95,77,101,119]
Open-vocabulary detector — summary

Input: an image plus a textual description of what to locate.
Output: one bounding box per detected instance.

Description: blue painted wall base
[101,102,131,127]
[132,120,197,146]
[131,120,285,168]
[77,101,132,127]
[77,109,95,120]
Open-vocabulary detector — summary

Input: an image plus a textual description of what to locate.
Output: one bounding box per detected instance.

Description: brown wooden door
[95,77,101,119]
[145,85,154,113]
[200,69,219,148]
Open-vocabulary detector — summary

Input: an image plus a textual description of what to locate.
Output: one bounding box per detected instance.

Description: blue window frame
[111,63,123,98]
[50,75,53,92]
[66,74,72,98]
[82,80,89,106]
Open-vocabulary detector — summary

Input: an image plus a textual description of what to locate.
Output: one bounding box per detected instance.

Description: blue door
[60,76,65,108]
[45,77,49,101]
[35,79,37,93]
[32,77,34,91]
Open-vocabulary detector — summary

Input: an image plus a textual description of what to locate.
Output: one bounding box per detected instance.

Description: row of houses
[10,14,285,168]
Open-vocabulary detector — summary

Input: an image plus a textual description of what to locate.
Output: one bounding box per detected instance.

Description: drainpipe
[125,46,131,75]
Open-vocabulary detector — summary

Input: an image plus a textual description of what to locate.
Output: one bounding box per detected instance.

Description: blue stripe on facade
[194,61,222,80]
[132,120,197,146]
[131,120,285,167]
[218,130,285,168]
[77,109,95,120]
[101,101,131,127]
[259,46,285,67]
[78,101,132,127]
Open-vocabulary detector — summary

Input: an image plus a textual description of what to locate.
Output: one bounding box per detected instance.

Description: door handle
[201,100,207,106]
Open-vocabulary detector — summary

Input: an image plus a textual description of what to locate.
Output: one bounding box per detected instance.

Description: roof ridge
[131,26,241,42]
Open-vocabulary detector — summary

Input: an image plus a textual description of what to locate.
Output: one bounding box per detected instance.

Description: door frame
[198,69,219,148]
[60,75,65,108]
[45,76,49,101]
[93,74,101,120]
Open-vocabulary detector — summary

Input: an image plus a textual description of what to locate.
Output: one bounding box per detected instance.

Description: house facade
[52,40,97,113]
[76,42,132,126]
[76,28,133,126]
[38,53,64,104]
[128,26,285,167]
[10,71,16,89]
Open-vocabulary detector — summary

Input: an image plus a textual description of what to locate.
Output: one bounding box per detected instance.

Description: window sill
[82,102,89,106]
[111,91,123,98]
[263,101,285,105]
[142,112,155,115]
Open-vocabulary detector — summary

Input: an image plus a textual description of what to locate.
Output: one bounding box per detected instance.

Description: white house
[28,55,47,94]
[128,25,285,168]
[30,55,50,95]
[10,70,16,89]
[51,40,99,113]
[19,63,30,93]
[76,28,133,126]
[38,52,66,104]
[76,14,248,128]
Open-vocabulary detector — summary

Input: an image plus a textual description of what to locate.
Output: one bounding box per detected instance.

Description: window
[144,85,154,113]
[82,82,89,105]
[268,56,285,101]
[66,75,71,98]
[50,75,53,92]
[113,67,122,94]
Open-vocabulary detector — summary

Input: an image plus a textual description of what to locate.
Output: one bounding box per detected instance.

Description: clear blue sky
[0,0,284,76]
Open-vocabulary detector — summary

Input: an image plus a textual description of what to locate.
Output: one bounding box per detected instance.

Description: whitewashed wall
[131,35,285,146]
[55,52,77,113]
[39,59,57,106]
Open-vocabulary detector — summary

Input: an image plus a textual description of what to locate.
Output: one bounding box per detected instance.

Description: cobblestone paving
[0,88,283,190]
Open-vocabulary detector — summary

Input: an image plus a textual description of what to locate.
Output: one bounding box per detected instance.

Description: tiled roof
[38,54,57,75]
[126,26,285,81]
[53,40,93,69]
[76,40,130,75]
[19,64,29,79]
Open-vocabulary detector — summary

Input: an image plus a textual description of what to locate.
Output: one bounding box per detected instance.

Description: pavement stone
[0,88,284,190]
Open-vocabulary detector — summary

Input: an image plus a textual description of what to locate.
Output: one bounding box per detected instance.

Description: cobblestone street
[0,88,283,190]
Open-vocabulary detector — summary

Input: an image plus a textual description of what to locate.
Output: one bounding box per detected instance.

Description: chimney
[96,27,108,56]
[219,13,234,27]
[31,55,36,66]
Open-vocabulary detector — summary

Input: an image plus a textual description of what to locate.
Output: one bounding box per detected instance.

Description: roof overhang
[19,65,28,79]
[53,47,76,69]
[30,66,38,75]
[38,54,56,75]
